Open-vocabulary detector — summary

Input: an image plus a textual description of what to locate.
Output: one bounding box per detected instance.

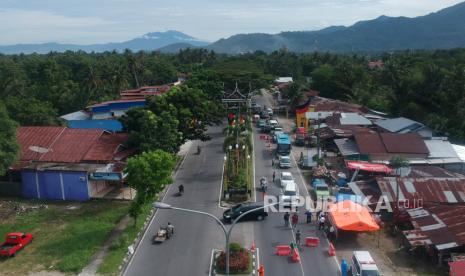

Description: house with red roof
[9,126,135,201]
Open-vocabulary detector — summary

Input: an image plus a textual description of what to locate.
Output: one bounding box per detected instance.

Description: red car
[0,232,33,257]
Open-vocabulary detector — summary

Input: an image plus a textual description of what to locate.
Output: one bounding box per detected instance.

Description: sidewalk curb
[118,150,189,276]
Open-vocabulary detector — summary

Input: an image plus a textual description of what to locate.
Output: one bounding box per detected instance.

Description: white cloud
[0,0,463,44]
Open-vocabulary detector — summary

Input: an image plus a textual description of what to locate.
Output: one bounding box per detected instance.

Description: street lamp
[153,201,280,275]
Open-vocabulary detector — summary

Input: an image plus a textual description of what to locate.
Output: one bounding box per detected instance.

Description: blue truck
[276,133,291,156]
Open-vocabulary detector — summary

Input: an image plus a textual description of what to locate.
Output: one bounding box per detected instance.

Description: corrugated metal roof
[67,120,123,132]
[355,133,386,154]
[334,138,360,156]
[60,110,90,121]
[355,132,429,155]
[425,139,459,159]
[375,117,425,133]
[377,176,465,204]
[381,133,429,154]
[314,100,369,113]
[406,166,465,178]
[17,127,130,164]
[305,111,333,120]
[452,144,465,162]
[339,113,372,125]
[404,205,465,251]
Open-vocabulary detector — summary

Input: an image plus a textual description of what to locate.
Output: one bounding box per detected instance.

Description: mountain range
[0,31,209,54]
[1,1,465,54]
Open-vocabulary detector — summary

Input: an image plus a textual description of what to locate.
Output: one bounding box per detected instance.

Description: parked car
[0,232,33,257]
[280,172,295,188]
[280,181,299,207]
[259,111,270,119]
[312,178,330,200]
[351,251,381,276]
[266,107,273,117]
[268,119,279,130]
[223,202,268,223]
[299,156,317,169]
[279,155,292,168]
[251,103,262,114]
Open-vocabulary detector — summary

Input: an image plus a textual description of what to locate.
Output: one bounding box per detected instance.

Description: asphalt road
[124,124,233,276]
[124,93,339,276]
[253,92,340,276]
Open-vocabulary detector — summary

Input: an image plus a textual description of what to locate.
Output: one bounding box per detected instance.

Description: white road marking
[208,249,216,276]
[252,130,257,203]
[291,143,342,273]
[218,157,228,210]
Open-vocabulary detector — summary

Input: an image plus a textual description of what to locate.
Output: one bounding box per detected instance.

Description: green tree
[0,103,19,176]
[126,150,175,225]
[6,97,59,126]
[119,108,182,153]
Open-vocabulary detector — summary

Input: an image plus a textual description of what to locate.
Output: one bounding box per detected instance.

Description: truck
[295,127,307,146]
[0,232,33,257]
[276,133,291,156]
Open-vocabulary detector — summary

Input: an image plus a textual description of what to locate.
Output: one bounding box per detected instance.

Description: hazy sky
[0,0,463,44]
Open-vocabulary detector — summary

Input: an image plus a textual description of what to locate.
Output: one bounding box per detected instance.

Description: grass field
[0,199,130,275]
[97,202,152,275]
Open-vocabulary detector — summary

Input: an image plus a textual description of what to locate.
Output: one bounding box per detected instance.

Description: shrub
[216,245,251,273]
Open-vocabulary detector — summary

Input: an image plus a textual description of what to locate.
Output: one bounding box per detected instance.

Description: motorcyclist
[197,145,201,154]
[260,177,267,192]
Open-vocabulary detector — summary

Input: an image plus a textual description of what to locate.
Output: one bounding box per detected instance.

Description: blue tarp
[68,120,123,132]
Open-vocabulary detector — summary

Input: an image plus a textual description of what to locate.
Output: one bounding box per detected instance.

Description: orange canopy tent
[328,200,380,232]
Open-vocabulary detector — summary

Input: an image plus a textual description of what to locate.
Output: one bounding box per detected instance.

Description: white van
[280,181,299,207]
[351,251,381,276]
[269,119,279,129]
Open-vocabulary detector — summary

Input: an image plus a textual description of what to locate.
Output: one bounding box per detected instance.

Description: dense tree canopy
[0,103,19,175]
[1,48,465,141]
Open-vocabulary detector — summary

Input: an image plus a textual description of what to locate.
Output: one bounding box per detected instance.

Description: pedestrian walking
[305,209,312,223]
[291,213,299,229]
[272,171,276,182]
[318,214,326,230]
[316,210,322,220]
[284,212,290,227]
[272,158,275,167]
[328,225,335,242]
[295,230,301,246]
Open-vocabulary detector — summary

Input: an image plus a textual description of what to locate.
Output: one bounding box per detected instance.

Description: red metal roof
[83,133,129,161]
[315,100,369,114]
[380,133,429,154]
[355,133,386,154]
[87,98,146,108]
[377,176,465,205]
[354,132,429,155]
[17,127,130,164]
[120,85,171,99]
[404,205,465,251]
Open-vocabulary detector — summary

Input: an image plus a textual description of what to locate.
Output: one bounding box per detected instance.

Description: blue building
[11,127,134,201]
[60,99,147,132]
